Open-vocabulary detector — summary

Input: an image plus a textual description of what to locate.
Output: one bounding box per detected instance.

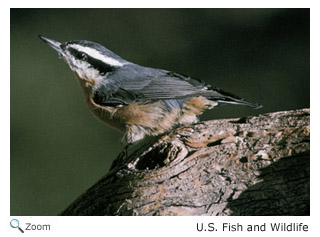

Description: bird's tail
[207,88,263,109]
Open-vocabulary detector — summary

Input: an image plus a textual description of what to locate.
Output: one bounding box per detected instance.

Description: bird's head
[39,35,128,88]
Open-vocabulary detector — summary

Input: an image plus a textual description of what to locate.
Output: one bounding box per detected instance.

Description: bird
[39,35,262,146]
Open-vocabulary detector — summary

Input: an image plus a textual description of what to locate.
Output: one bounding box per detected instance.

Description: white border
[3,1,319,236]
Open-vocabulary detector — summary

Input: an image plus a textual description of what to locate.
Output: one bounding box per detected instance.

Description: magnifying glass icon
[10,219,24,233]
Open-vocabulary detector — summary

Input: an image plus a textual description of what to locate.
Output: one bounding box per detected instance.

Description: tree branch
[61,108,310,216]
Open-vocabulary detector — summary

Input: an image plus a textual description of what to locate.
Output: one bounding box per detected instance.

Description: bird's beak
[38,35,64,55]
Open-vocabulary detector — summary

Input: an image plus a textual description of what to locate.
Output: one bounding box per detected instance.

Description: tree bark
[61,108,310,216]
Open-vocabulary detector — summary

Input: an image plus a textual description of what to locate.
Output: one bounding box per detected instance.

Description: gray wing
[121,71,214,99]
[93,64,261,108]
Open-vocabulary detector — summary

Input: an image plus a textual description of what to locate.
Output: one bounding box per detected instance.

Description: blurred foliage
[10,9,309,215]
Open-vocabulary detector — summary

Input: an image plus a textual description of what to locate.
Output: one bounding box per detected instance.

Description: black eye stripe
[68,47,114,75]
[86,56,115,74]
[68,47,85,60]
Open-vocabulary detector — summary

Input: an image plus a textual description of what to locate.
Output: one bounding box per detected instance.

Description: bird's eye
[77,52,87,60]
[68,48,88,61]
[81,53,87,60]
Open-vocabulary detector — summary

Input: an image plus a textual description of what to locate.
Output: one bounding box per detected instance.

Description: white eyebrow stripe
[70,45,124,67]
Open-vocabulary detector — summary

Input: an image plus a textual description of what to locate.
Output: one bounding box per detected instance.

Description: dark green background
[11,9,309,215]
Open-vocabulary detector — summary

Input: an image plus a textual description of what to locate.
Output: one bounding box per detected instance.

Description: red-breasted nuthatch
[39,35,262,145]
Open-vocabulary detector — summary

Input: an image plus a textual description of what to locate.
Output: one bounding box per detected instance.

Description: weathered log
[61,108,310,216]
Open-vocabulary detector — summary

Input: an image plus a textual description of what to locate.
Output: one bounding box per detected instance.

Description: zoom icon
[10,219,24,233]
